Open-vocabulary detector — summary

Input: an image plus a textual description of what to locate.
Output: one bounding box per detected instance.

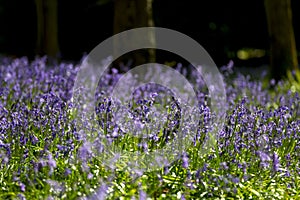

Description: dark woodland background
[0,0,299,69]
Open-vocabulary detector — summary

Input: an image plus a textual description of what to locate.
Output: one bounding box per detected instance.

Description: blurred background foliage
[0,0,299,70]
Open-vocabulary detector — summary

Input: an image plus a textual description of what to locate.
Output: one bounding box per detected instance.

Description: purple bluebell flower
[46,180,64,194]
[258,151,271,168]
[47,153,57,175]
[17,193,26,200]
[139,189,147,200]
[182,153,189,169]
[231,177,240,184]
[87,173,93,179]
[78,141,92,162]
[93,184,107,200]
[220,162,229,170]
[19,182,25,192]
[64,168,71,176]
[272,152,280,172]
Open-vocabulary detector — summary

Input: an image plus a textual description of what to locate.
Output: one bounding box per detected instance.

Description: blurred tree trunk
[264,0,298,81]
[113,0,155,67]
[35,0,60,58]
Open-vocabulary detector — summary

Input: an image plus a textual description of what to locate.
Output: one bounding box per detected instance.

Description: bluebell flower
[19,182,25,192]
[258,151,271,168]
[182,153,189,169]
[272,152,280,172]
[139,189,147,200]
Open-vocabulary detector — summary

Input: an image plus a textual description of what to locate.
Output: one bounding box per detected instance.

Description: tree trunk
[264,0,298,81]
[113,0,155,68]
[35,0,60,59]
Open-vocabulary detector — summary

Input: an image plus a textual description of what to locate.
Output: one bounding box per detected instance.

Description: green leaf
[247,188,261,197]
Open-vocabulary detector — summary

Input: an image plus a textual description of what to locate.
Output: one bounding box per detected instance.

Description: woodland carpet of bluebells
[0,57,299,199]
